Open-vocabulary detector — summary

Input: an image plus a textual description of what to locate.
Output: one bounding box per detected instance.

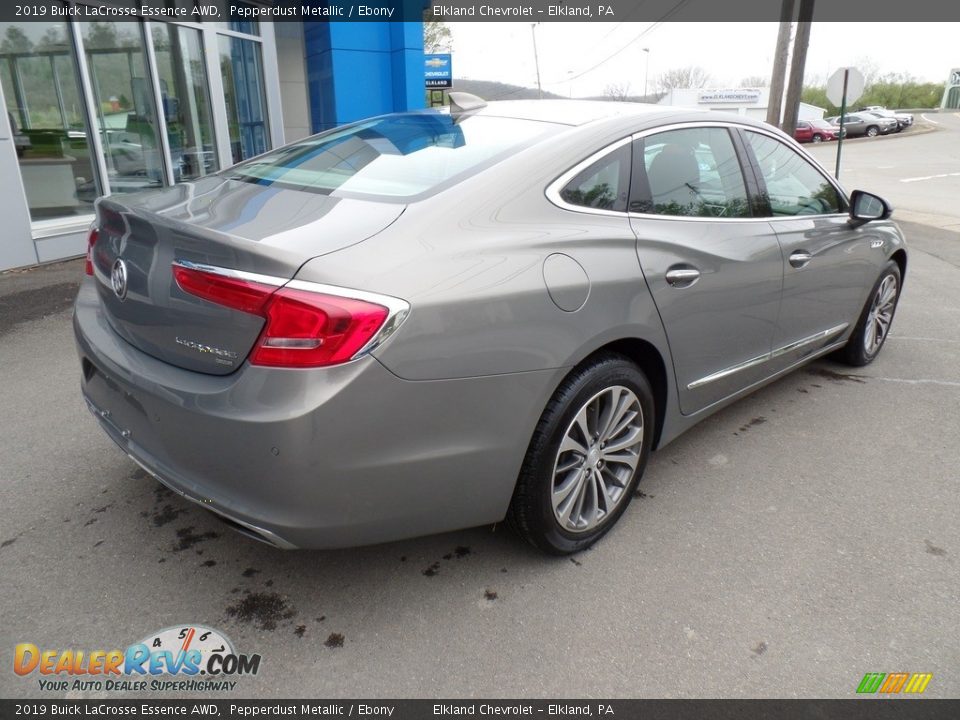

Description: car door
[738,129,878,373]
[841,114,865,136]
[629,124,783,415]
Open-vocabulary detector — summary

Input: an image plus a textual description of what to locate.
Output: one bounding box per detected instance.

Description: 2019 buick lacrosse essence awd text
[75,96,906,554]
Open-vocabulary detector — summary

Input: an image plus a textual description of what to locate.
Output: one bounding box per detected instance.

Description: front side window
[743,131,844,216]
[227,113,559,200]
[633,126,751,218]
[558,144,630,212]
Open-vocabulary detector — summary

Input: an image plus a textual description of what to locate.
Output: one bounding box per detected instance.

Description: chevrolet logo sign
[425,58,448,68]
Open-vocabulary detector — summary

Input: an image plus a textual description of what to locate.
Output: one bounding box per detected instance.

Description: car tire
[812,134,823,143]
[507,353,655,555]
[866,125,880,137]
[834,260,902,367]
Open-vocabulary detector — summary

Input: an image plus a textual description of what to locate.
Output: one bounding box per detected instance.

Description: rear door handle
[789,251,812,268]
[665,267,701,287]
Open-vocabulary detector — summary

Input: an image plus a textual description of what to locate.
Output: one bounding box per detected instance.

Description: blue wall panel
[305,18,425,132]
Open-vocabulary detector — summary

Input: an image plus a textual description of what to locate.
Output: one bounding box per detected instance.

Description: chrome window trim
[545,119,850,223]
[687,323,849,390]
[171,260,410,360]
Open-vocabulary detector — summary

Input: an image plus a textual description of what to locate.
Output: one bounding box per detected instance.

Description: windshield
[224,112,560,201]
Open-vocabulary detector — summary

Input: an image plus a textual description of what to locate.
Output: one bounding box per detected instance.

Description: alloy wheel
[864,274,898,355]
[551,386,644,533]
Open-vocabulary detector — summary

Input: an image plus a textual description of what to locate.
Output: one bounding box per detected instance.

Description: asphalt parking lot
[2,128,959,700]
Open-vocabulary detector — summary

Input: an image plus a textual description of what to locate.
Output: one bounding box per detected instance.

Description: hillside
[449,78,565,101]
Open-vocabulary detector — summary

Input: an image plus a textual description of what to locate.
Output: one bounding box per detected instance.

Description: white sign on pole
[827,67,865,107]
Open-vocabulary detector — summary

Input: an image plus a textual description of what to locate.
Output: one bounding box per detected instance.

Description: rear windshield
[224,113,560,201]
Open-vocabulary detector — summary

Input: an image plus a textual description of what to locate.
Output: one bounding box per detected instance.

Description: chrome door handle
[665,267,701,286]
[789,251,813,268]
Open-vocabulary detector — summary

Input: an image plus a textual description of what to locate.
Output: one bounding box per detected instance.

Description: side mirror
[849,190,892,226]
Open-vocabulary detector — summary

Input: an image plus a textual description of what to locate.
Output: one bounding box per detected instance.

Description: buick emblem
[111,258,129,301]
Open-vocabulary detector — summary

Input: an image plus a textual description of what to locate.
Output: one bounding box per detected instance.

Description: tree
[739,76,769,88]
[603,82,632,101]
[36,27,66,52]
[658,66,712,91]
[0,26,33,54]
[423,16,452,53]
[85,22,119,51]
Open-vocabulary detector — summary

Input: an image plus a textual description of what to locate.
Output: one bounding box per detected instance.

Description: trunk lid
[90,175,404,375]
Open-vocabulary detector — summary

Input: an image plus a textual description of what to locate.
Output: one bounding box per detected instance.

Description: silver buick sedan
[75,97,906,554]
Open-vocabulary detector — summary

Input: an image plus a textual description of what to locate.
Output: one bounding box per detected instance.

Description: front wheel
[834,260,902,367]
[507,354,655,555]
[812,134,824,143]
[866,125,880,137]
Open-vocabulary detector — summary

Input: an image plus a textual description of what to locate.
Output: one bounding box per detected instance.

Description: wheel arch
[572,338,670,450]
[890,248,907,280]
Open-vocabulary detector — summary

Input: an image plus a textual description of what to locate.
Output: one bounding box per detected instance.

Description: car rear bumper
[74,279,559,549]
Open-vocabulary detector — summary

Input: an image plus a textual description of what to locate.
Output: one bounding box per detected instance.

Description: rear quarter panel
[294,125,675,384]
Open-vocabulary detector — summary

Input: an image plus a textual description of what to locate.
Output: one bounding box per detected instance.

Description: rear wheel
[507,354,655,555]
[866,125,880,137]
[834,260,901,367]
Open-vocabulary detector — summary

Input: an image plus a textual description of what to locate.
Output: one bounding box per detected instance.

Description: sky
[446,22,960,97]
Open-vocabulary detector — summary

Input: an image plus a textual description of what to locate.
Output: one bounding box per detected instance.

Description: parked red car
[794,120,842,143]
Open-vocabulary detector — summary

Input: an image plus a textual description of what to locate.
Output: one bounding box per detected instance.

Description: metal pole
[531,24,542,100]
[643,48,650,99]
[835,68,848,180]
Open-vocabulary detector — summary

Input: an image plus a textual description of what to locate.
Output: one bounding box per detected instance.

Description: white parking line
[869,376,960,388]
[889,336,960,344]
[921,113,940,125]
[900,172,960,183]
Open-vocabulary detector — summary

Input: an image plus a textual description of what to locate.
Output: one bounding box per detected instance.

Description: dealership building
[657,87,826,122]
[0,4,426,271]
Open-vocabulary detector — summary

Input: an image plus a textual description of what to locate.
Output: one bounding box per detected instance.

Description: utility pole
[531,23,543,100]
[642,48,650,99]
[766,0,795,128]
[781,0,815,137]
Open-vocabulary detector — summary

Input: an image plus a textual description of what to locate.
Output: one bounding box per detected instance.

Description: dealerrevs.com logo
[14,625,261,693]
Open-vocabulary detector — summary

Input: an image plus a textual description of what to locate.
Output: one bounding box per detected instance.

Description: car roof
[458,99,697,127]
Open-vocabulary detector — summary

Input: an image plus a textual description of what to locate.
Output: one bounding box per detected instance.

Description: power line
[546,0,693,86]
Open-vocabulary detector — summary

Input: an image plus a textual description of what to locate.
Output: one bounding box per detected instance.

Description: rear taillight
[84,227,99,276]
[172,264,275,315]
[173,262,404,368]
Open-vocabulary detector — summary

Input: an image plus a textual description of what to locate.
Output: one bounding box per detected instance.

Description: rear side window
[631,127,751,218]
[559,144,631,212]
[225,113,559,200]
[743,131,844,216]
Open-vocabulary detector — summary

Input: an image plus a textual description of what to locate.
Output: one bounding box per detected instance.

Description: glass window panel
[209,3,261,35]
[0,19,100,220]
[744,131,844,216]
[226,115,560,200]
[560,145,631,212]
[637,127,750,218]
[219,35,269,164]
[152,24,219,181]
[81,19,165,194]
